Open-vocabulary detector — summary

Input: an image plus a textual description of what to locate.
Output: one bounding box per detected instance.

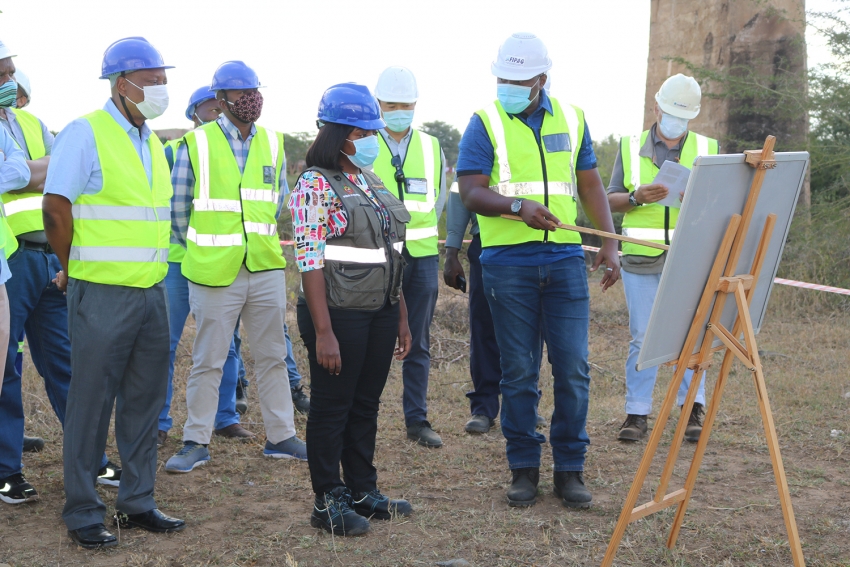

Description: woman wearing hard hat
[289,82,413,536]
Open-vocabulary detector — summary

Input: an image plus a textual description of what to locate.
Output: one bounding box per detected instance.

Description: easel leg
[600,362,689,567]
[667,347,735,548]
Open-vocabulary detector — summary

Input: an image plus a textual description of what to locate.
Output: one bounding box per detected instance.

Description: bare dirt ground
[2,261,849,566]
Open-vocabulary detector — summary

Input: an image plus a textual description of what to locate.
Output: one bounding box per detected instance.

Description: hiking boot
[310,487,370,536]
[464,414,495,434]
[351,489,413,520]
[264,436,308,461]
[0,472,38,504]
[618,414,648,441]
[96,461,122,487]
[553,471,593,509]
[213,423,255,439]
[157,430,168,447]
[536,413,547,429]
[23,435,44,453]
[684,402,704,443]
[406,421,442,448]
[506,467,539,507]
[235,383,248,415]
[291,385,310,414]
[165,442,210,473]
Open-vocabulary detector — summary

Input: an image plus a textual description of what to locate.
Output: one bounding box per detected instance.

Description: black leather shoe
[352,489,413,520]
[114,508,186,533]
[67,523,118,549]
[506,467,539,507]
[553,471,593,509]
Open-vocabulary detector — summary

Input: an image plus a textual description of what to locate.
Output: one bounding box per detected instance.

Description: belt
[16,239,53,254]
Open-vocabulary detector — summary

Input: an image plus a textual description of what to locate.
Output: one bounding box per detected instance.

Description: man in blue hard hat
[166,60,305,474]
[0,39,120,507]
[43,36,185,549]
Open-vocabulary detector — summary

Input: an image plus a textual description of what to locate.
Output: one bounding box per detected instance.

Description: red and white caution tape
[280,240,850,296]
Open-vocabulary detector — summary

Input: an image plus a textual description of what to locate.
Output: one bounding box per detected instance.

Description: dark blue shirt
[456,90,595,266]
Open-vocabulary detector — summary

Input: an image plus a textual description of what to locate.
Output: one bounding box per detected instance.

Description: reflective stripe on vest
[69,110,171,287]
[3,110,48,236]
[373,129,442,257]
[182,122,286,286]
[621,130,718,257]
[325,244,387,264]
[475,97,583,248]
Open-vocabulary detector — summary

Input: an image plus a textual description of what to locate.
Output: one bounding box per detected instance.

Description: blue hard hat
[210,61,262,90]
[317,83,385,130]
[100,36,173,79]
[185,85,216,121]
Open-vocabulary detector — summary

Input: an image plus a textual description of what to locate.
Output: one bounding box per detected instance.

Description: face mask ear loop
[118,72,143,132]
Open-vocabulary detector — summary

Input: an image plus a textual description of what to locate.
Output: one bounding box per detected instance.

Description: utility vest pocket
[326,263,387,309]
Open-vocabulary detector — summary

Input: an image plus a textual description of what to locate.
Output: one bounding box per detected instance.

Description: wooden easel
[601,136,806,567]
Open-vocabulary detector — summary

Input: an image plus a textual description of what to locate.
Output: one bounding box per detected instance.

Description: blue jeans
[621,269,705,415]
[235,322,302,390]
[401,253,439,426]
[483,256,590,471]
[0,248,107,478]
[161,262,239,432]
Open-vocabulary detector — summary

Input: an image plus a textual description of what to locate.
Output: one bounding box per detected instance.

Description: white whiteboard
[636,152,809,371]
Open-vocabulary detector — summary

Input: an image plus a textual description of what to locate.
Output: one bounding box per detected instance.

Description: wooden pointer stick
[500,214,669,251]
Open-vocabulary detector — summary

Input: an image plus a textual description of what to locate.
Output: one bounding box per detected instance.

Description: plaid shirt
[170,113,288,248]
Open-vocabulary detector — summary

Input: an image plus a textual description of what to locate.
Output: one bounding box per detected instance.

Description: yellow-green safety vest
[69,110,172,287]
[0,204,16,260]
[373,130,442,257]
[620,130,719,257]
[181,122,286,287]
[164,138,186,264]
[475,97,584,248]
[2,109,47,236]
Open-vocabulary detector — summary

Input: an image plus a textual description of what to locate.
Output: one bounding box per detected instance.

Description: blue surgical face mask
[0,79,18,108]
[383,109,415,133]
[343,135,380,168]
[497,78,539,115]
[658,112,689,139]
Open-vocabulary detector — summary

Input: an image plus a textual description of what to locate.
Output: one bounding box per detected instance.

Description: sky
[2,0,842,141]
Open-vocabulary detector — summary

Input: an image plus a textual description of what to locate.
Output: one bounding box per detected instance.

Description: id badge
[263,166,275,184]
[405,178,428,195]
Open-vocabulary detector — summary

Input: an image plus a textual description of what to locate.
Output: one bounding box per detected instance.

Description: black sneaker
[506,467,539,507]
[291,384,310,415]
[310,487,370,536]
[0,473,38,504]
[553,471,593,509]
[23,435,45,453]
[352,489,413,520]
[97,461,122,487]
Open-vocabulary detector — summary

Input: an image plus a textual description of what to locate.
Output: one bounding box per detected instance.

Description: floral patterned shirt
[288,170,390,272]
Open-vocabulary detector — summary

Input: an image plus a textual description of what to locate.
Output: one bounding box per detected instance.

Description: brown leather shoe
[213,424,255,439]
[684,403,704,443]
[157,430,168,447]
[617,414,648,441]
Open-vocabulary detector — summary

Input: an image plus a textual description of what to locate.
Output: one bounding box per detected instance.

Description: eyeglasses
[391,155,405,184]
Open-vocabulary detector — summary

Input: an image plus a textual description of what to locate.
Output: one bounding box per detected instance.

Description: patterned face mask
[0,79,18,108]
[227,90,263,123]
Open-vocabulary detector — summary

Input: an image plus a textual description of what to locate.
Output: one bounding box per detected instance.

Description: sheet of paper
[651,160,691,208]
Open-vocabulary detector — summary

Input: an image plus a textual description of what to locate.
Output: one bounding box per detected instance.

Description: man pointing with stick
[458,32,620,509]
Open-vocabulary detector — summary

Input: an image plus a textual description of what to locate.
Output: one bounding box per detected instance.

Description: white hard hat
[655,73,702,120]
[0,39,16,60]
[15,69,30,98]
[375,66,418,103]
[491,32,552,81]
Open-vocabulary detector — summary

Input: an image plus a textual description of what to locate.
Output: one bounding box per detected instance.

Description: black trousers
[298,300,399,495]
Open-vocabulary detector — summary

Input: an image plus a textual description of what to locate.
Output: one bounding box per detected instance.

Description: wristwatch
[511,198,524,214]
[628,192,642,207]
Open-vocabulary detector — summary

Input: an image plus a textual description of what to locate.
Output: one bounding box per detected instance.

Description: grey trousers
[62,278,170,530]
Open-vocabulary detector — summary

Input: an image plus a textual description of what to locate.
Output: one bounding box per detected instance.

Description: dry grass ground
[1,251,849,566]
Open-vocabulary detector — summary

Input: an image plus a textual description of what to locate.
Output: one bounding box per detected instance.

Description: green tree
[283,132,315,175]
[420,121,461,167]
[593,134,620,188]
